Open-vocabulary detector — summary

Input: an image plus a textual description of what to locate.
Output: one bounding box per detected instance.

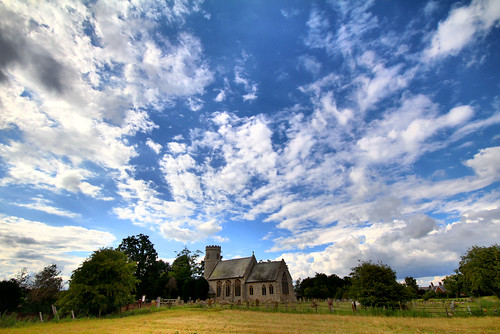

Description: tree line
[0,234,208,317]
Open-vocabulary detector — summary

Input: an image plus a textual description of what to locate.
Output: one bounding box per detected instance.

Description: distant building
[418,281,448,294]
[204,245,296,303]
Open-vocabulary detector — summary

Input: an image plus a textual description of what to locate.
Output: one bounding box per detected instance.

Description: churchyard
[1,297,499,333]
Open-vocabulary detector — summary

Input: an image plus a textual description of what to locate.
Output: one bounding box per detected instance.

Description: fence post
[39,312,43,322]
[52,305,59,320]
[71,310,75,319]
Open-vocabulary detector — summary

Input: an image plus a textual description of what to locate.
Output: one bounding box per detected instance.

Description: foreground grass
[1,307,499,334]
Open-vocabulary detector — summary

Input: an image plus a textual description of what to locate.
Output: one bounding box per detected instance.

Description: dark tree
[458,244,500,298]
[0,279,22,313]
[404,276,419,299]
[295,273,348,299]
[443,273,465,298]
[27,264,63,314]
[169,247,205,300]
[349,261,409,309]
[57,248,138,316]
[118,234,170,299]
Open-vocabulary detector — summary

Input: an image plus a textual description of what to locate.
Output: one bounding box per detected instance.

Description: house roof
[208,257,254,280]
[246,261,281,283]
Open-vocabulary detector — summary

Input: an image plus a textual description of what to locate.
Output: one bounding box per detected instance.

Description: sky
[1,0,500,287]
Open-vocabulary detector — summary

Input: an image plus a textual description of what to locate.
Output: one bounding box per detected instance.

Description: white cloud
[424,0,500,60]
[464,146,500,179]
[234,65,258,102]
[0,215,115,280]
[160,218,222,243]
[299,55,322,76]
[146,138,163,154]
[279,207,500,280]
[17,197,80,219]
[356,96,474,165]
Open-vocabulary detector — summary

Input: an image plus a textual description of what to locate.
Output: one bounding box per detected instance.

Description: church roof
[246,261,281,283]
[208,257,254,280]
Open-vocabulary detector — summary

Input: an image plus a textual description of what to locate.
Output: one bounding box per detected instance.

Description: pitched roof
[246,261,281,283]
[208,257,253,280]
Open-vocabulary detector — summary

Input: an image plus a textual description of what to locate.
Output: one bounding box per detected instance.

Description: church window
[262,285,266,295]
[249,285,254,295]
[282,273,289,295]
[225,280,231,297]
[216,281,222,297]
[269,284,274,295]
[235,279,241,297]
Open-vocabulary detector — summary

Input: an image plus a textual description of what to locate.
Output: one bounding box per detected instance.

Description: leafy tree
[443,273,465,298]
[0,279,22,313]
[118,234,170,299]
[349,261,409,309]
[458,244,500,298]
[169,247,205,300]
[294,273,349,299]
[57,248,138,316]
[27,264,63,313]
[404,276,419,299]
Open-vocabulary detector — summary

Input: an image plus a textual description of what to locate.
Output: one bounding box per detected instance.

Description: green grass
[1,297,498,332]
[1,306,499,334]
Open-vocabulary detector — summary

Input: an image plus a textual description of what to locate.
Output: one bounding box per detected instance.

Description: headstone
[327,298,333,312]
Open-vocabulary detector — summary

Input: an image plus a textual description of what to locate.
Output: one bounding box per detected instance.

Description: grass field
[1,306,499,334]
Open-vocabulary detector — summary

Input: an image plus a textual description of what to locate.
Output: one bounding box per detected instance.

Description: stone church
[203,245,296,303]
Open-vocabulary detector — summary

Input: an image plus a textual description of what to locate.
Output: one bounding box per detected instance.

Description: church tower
[204,245,221,279]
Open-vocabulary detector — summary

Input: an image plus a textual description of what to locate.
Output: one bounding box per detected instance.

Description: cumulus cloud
[0,216,115,279]
[146,138,163,154]
[424,0,500,60]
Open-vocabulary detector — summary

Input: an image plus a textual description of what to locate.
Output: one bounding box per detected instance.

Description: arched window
[249,285,254,296]
[282,273,289,295]
[235,279,241,297]
[269,284,274,295]
[262,285,266,295]
[216,281,222,297]
[225,280,231,297]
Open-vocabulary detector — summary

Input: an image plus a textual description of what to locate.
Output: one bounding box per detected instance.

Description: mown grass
[1,306,499,334]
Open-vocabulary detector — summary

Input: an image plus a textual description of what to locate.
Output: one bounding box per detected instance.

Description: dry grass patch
[1,308,499,334]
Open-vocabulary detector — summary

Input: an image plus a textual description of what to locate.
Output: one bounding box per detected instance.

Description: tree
[403,276,419,299]
[443,273,464,298]
[294,273,349,299]
[458,244,500,298]
[169,247,205,301]
[57,248,138,316]
[349,261,409,309]
[27,264,63,314]
[0,279,22,313]
[118,234,170,299]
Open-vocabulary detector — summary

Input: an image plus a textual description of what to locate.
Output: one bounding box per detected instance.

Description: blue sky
[1,0,500,286]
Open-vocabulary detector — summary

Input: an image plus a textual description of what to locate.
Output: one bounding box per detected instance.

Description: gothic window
[225,280,231,297]
[262,285,266,295]
[282,273,289,295]
[269,284,274,295]
[235,279,241,297]
[216,281,222,297]
[249,285,254,295]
